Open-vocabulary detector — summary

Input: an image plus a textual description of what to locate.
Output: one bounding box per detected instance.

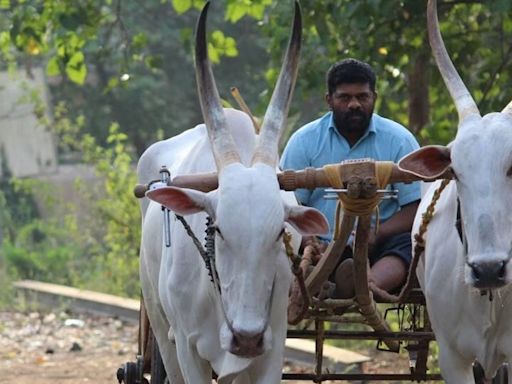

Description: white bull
[398,0,512,382]
[137,3,328,383]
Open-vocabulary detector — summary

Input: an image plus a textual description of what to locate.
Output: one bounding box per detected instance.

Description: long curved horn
[251,1,302,167]
[195,1,241,171]
[427,0,480,122]
[502,100,512,116]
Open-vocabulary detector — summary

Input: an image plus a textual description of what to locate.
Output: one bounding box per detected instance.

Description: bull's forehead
[452,113,512,176]
[216,163,284,233]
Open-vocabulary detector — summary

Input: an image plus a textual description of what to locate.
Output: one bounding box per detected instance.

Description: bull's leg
[140,262,185,384]
[173,331,212,384]
[438,342,474,383]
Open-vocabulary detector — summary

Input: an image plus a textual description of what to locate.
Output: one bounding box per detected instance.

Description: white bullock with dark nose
[137,2,328,383]
[398,0,512,382]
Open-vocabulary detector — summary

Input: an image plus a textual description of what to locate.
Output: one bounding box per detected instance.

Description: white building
[0,68,57,179]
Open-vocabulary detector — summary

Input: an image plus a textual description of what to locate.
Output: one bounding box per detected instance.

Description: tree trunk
[407,51,430,139]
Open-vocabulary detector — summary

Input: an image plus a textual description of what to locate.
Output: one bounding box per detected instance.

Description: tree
[2,1,512,149]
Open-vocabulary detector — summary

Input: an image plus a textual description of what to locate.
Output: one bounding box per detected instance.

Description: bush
[1,107,141,299]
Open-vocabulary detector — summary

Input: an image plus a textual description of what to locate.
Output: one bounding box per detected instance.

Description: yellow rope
[414,179,451,252]
[283,230,296,261]
[323,162,394,239]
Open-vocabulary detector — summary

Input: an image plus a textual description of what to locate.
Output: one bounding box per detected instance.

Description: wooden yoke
[133,158,435,198]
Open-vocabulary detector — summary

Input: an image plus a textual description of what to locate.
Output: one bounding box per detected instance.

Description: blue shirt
[280,112,421,241]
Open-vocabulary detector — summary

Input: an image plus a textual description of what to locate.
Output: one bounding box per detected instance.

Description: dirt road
[0,310,419,384]
[0,311,136,384]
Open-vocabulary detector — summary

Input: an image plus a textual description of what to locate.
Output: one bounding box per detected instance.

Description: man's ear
[398,145,452,179]
[146,187,211,216]
[325,92,332,109]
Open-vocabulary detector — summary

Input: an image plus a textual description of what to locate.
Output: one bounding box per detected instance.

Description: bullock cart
[118,157,459,383]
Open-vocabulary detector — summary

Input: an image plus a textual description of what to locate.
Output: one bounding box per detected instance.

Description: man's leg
[369,254,408,293]
[333,232,412,298]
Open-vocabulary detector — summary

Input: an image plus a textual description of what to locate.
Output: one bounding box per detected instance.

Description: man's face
[326,82,376,135]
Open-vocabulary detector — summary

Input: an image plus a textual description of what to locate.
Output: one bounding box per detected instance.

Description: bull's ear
[146,186,209,215]
[285,205,329,235]
[398,145,451,179]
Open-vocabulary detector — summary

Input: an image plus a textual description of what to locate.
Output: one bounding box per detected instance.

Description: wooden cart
[117,158,506,383]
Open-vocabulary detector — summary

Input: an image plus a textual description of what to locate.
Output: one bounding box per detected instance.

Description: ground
[0,311,136,384]
[0,310,434,384]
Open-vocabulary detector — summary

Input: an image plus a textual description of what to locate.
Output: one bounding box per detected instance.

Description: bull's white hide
[397,1,512,381]
[406,115,512,383]
[138,108,326,383]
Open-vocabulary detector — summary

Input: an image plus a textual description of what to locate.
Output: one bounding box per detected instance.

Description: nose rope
[174,214,236,333]
[176,214,275,340]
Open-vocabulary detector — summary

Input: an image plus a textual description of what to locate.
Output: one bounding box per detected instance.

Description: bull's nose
[230,330,264,358]
[469,260,507,288]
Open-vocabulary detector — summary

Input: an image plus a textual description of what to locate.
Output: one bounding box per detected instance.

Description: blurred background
[0,0,511,301]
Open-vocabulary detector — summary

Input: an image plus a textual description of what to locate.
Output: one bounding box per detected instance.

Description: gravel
[0,310,137,384]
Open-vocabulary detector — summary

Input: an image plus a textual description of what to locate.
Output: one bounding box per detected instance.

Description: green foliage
[0,99,140,298]
[2,0,512,152]
[1,0,512,306]
[76,123,141,297]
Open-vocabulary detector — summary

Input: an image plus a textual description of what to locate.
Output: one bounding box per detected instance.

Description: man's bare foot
[333,258,355,299]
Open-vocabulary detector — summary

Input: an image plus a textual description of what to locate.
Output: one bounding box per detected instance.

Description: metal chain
[174,214,219,289]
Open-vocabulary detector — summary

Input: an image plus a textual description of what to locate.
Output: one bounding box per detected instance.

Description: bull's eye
[215,226,224,240]
[276,228,285,241]
[449,167,459,181]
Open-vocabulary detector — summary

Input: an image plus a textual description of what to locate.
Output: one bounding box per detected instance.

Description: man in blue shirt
[281,58,421,298]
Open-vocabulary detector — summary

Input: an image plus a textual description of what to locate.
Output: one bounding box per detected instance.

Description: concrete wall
[0,68,57,179]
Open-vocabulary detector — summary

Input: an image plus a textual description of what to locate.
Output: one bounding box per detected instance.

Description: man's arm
[369,200,420,249]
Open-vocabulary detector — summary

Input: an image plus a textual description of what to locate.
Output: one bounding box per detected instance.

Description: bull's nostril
[470,263,480,280]
[256,335,263,349]
[499,261,506,279]
[232,334,240,349]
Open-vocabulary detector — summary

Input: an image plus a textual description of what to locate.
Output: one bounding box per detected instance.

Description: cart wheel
[474,362,508,384]
[151,333,167,384]
[116,362,137,384]
[493,365,508,384]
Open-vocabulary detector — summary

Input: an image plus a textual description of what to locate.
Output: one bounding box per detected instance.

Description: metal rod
[159,166,172,247]
[281,373,443,381]
[287,329,436,341]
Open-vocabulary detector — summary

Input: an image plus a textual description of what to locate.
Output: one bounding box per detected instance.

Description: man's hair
[326,58,377,95]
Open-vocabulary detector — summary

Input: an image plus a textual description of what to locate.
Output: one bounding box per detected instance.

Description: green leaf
[223,36,238,57]
[46,56,61,76]
[65,51,87,84]
[145,54,163,69]
[172,0,192,14]
[208,42,220,64]
[132,33,148,49]
[226,4,248,23]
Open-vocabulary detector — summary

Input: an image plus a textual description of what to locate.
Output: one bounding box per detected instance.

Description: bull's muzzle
[469,260,507,288]
[230,329,265,358]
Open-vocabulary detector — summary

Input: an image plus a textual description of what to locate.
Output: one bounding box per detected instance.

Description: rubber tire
[493,365,508,384]
[474,363,508,384]
[150,333,167,384]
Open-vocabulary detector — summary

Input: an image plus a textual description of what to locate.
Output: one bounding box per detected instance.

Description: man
[280,58,420,298]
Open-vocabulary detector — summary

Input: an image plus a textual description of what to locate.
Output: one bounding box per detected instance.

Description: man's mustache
[345,110,366,119]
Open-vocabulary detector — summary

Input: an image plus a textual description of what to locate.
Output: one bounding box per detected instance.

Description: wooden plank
[13,280,139,322]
